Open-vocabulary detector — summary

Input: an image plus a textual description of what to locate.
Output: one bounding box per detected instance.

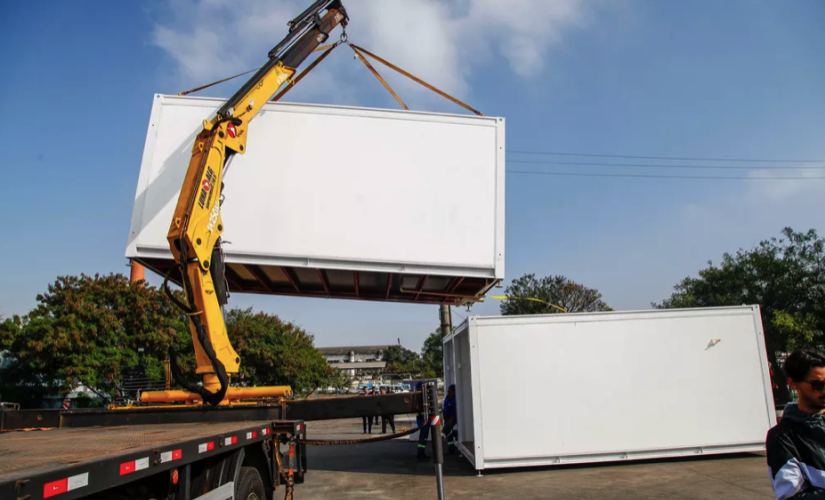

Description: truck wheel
[235,466,265,500]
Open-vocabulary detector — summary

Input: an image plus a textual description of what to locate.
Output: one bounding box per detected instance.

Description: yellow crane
[143,1,349,406]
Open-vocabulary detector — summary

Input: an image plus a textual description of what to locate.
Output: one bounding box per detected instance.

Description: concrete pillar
[130,260,145,284]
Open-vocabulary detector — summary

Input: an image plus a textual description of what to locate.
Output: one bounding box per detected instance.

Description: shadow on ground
[305,439,477,476]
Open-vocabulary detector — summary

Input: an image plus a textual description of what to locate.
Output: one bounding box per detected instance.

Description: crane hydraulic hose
[162,252,229,406]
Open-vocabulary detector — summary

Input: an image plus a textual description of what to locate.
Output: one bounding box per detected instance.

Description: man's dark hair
[783,350,825,382]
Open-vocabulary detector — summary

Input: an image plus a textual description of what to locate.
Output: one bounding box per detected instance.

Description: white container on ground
[442,306,775,471]
[126,95,505,304]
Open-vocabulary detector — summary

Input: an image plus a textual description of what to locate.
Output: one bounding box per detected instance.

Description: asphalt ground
[292,417,774,500]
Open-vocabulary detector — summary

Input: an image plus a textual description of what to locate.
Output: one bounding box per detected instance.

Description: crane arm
[162,1,348,406]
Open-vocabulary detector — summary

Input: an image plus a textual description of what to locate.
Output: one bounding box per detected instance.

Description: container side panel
[444,338,456,390]
[475,310,773,461]
[126,95,167,255]
[131,101,217,254]
[454,329,476,465]
[130,96,500,274]
[493,119,505,280]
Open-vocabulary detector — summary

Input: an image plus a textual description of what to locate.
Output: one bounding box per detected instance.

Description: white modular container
[442,306,775,471]
[126,95,505,304]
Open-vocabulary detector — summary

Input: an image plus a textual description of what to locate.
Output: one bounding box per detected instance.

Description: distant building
[318,345,390,379]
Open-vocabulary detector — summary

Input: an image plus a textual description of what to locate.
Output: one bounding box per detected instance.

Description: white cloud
[746,168,825,202]
[150,0,602,105]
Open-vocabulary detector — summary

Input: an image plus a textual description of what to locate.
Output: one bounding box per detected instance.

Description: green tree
[226,308,334,398]
[0,273,191,404]
[499,274,612,315]
[385,344,430,377]
[655,227,825,403]
[324,368,351,393]
[421,327,445,379]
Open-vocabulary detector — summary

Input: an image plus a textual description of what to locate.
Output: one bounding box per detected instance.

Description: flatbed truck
[0,392,424,500]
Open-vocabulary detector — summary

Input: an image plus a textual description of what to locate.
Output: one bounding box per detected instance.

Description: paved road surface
[292,417,774,499]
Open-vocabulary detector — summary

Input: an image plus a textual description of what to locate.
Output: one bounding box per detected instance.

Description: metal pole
[428,383,445,500]
[432,303,451,499]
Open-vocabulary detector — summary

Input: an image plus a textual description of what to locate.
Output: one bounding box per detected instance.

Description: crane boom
[153,1,348,406]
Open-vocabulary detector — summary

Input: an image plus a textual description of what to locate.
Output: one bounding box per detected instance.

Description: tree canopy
[226,308,335,397]
[499,274,612,315]
[0,273,339,406]
[655,227,825,402]
[384,344,434,378]
[0,273,191,404]
[421,327,446,379]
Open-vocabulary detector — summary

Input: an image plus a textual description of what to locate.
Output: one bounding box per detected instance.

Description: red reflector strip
[246,431,258,440]
[430,416,441,426]
[198,441,215,453]
[224,435,238,446]
[43,473,88,498]
[261,427,270,435]
[161,449,183,463]
[120,457,149,475]
[43,479,68,498]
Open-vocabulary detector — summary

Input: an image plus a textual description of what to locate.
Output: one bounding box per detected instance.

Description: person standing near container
[442,384,458,454]
[381,387,396,434]
[766,350,825,500]
[361,386,373,434]
[371,386,380,428]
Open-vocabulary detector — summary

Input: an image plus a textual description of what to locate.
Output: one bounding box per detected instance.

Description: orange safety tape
[350,45,409,110]
[271,43,339,102]
[351,43,483,116]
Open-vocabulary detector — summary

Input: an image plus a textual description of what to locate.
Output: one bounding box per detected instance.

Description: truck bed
[0,395,422,499]
[0,421,270,479]
[0,420,281,500]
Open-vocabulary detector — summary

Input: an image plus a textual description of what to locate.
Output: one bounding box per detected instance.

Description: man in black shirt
[767,350,825,499]
[361,387,373,434]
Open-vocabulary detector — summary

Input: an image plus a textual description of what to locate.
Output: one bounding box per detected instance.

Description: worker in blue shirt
[442,384,458,454]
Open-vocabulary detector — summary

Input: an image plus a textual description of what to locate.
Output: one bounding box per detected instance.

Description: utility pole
[439,304,452,337]
[429,304,451,499]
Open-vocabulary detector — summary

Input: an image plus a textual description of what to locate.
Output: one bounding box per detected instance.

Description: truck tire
[235,467,265,500]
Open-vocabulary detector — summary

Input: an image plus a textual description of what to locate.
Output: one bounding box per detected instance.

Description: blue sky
[1,0,824,352]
